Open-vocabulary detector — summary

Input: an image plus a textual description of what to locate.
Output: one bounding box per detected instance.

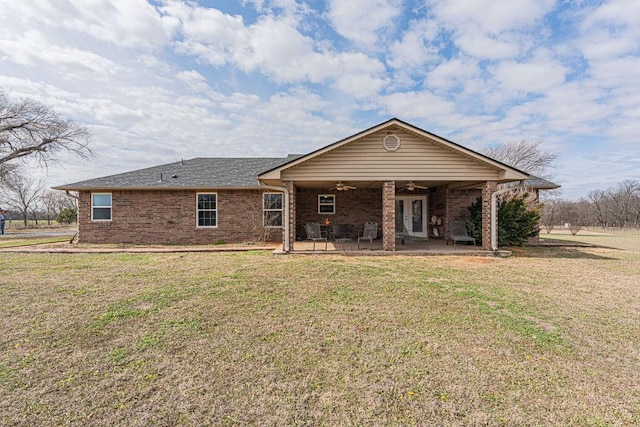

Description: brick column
[382,181,396,251]
[283,181,296,252]
[482,181,497,251]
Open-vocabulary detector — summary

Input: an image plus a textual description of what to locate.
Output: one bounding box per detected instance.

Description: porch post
[283,180,296,251]
[382,181,396,251]
[482,181,497,251]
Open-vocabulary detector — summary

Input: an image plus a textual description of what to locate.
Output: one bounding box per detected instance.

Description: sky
[0,0,639,200]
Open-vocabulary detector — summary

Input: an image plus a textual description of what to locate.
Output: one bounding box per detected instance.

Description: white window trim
[196,192,218,228]
[318,194,335,215]
[91,192,112,222]
[263,192,283,228]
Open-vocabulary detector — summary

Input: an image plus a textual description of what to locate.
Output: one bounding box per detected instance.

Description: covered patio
[258,119,530,254]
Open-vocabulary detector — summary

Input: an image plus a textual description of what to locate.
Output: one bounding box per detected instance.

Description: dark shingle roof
[53,157,291,190]
[503,175,560,190]
[523,175,561,190]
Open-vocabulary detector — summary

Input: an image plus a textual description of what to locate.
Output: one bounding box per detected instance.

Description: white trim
[263,192,283,228]
[196,192,218,228]
[318,194,335,214]
[395,195,428,238]
[91,192,112,222]
[259,182,290,252]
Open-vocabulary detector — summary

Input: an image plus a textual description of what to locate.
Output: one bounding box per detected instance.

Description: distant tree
[586,189,613,229]
[556,200,585,235]
[41,190,76,225]
[609,180,640,228]
[0,90,91,176]
[540,199,560,233]
[0,170,45,227]
[482,139,559,177]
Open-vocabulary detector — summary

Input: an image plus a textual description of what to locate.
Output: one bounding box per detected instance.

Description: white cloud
[327,0,402,48]
[429,0,556,59]
[0,0,176,47]
[431,0,556,34]
[387,19,439,69]
[492,49,568,94]
[426,57,481,91]
[0,29,122,80]
[176,70,210,92]
[379,91,456,119]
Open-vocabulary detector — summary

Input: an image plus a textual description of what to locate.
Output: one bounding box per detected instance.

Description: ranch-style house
[54,118,559,252]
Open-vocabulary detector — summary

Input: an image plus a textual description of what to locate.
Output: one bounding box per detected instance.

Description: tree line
[541,180,640,234]
[1,90,90,227]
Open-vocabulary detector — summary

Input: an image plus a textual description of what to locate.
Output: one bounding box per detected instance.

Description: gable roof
[53,157,290,191]
[53,119,556,192]
[258,118,530,181]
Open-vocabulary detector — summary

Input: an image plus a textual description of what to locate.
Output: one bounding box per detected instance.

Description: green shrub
[467,195,541,247]
[56,207,77,224]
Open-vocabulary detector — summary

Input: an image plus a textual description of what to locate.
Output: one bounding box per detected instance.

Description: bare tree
[540,198,559,233]
[1,170,45,227]
[609,180,640,228]
[0,91,91,176]
[41,190,76,225]
[556,200,585,235]
[586,189,614,229]
[482,139,559,177]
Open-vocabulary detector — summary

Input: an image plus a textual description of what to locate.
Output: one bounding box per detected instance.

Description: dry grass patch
[1,242,639,425]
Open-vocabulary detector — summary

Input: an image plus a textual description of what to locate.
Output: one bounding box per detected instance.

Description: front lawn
[1,240,638,425]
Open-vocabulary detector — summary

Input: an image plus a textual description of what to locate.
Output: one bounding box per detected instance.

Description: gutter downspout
[258,182,290,253]
[490,182,525,251]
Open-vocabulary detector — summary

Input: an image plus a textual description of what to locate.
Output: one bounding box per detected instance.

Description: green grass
[0,240,639,425]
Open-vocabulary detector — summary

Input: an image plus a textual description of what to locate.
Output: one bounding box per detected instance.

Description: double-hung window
[197,193,217,227]
[318,194,335,214]
[92,193,112,221]
[263,192,283,227]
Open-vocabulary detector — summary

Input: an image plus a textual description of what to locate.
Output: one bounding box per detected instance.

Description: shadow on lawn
[509,245,618,260]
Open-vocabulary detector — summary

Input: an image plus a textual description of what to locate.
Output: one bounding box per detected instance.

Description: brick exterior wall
[382,181,396,251]
[443,188,481,241]
[295,188,382,237]
[78,190,283,245]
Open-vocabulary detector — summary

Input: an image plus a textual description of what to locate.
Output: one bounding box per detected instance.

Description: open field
[1,233,639,425]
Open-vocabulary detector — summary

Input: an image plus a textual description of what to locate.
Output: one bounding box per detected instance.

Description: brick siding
[443,188,481,241]
[295,188,383,237]
[78,190,282,244]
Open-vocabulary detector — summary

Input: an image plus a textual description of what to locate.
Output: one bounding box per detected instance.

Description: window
[263,192,283,227]
[92,193,112,221]
[197,193,217,227]
[318,194,335,214]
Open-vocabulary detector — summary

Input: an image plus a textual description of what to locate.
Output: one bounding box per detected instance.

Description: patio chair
[305,222,327,251]
[449,220,476,246]
[358,222,378,250]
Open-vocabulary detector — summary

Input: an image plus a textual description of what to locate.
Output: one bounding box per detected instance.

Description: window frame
[263,192,283,228]
[318,194,335,215]
[91,192,112,222]
[196,192,218,228]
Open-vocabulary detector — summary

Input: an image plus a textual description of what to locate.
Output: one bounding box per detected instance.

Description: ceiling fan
[329,181,357,191]
[399,181,429,192]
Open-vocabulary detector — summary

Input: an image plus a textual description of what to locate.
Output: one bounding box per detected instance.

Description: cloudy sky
[1,0,639,199]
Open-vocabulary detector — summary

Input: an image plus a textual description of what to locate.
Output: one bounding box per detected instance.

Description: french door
[395,196,428,238]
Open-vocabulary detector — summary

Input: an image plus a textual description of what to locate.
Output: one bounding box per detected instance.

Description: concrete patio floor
[277,238,511,257]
